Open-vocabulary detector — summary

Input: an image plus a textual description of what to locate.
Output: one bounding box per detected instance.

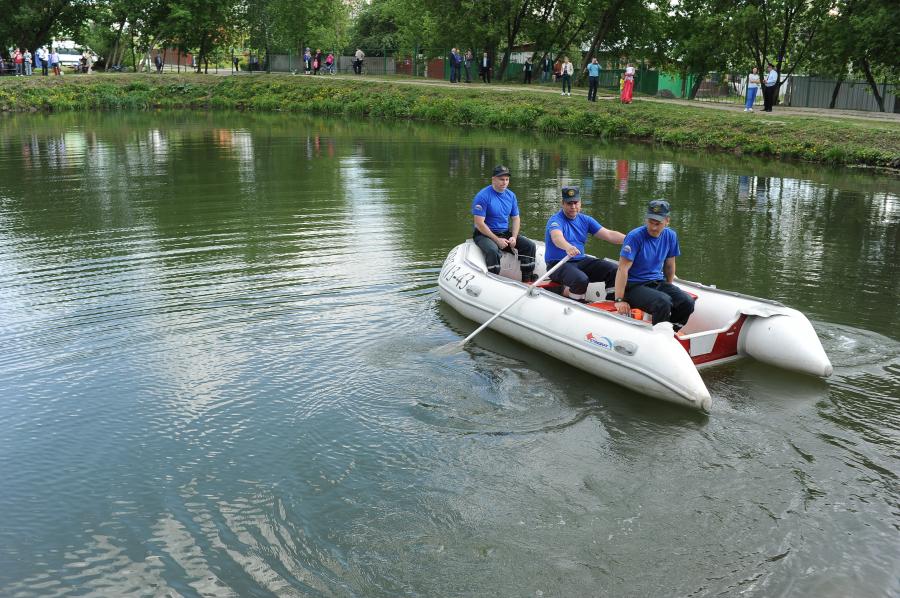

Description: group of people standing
[472,166,695,331]
[448,49,494,83]
[302,48,337,75]
[3,47,62,76]
[745,63,779,112]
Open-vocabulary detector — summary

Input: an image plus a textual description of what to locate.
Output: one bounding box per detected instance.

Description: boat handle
[466,285,482,297]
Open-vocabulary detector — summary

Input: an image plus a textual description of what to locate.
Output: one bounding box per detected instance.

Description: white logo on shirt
[549,221,559,228]
[623,244,632,253]
[475,204,483,211]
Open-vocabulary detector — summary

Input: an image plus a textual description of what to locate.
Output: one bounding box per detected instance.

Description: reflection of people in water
[739,175,749,199]
[616,160,629,196]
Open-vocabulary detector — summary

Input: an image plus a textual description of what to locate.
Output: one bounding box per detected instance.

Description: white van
[50,41,98,68]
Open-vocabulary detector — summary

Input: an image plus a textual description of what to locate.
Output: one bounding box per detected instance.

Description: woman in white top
[745,67,760,111]
[560,57,574,96]
[620,63,635,103]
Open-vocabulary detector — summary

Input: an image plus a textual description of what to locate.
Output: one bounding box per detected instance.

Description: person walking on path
[620,63,635,103]
[586,57,601,101]
[154,52,163,74]
[354,48,365,74]
[560,57,573,96]
[763,63,778,112]
[745,67,760,111]
[523,57,533,84]
[480,52,491,83]
[541,55,552,82]
[38,47,48,75]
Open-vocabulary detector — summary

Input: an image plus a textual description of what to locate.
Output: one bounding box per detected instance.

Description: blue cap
[562,186,580,202]
[646,199,670,221]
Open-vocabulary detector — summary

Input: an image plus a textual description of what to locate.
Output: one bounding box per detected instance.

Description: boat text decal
[585,332,614,351]
[442,265,475,290]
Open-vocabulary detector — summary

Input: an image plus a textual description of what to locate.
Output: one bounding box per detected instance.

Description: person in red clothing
[14,49,24,76]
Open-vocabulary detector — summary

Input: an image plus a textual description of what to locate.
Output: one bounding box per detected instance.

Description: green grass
[1,73,898,169]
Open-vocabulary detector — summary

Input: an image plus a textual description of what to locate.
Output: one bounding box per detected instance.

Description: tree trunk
[859,57,885,112]
[688,74,704,100]
[498,0,531,81]
[829,75,844,109]
[578,0,628,85]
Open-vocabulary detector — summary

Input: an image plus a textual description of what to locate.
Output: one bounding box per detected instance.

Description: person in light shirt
[763,63,779,112]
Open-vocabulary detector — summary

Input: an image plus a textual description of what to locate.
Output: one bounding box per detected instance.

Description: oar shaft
[461,254,572,345]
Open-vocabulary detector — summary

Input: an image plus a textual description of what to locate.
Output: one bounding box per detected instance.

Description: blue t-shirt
[471,185,520,232]
[620,226,681,283]
[544,211,602,262]
[587,63,601,77]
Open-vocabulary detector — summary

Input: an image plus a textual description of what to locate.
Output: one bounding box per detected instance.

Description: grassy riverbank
[2,74,898,168]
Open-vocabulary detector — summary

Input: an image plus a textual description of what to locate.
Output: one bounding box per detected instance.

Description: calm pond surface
[1,112,898,597]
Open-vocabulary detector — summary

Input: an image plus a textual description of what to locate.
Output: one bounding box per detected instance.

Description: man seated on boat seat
[612,200,695,331]
[544,186,625,301]
[472,165,538,282]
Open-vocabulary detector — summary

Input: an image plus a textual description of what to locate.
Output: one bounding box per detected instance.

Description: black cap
[562,186,581,202]
[646,199,670,221]
[492,165,511,177]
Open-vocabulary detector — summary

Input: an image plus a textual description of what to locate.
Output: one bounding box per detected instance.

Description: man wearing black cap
[544,186,625,301]
[612,200,695,330]
[471,165,537,282]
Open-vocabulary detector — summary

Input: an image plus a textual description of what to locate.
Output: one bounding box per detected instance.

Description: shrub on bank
[0,74,897,169]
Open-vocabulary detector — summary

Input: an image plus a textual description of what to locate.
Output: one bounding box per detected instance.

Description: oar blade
[432,340,465,356]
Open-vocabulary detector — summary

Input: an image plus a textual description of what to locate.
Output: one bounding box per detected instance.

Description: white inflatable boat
[438,240,833,411]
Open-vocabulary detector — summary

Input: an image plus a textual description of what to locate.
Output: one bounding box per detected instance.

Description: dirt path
[234,71,900,125]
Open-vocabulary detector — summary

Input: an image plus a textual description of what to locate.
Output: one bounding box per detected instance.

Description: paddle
[435,254,572,355]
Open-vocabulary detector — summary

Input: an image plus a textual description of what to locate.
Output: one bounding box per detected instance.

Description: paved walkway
[231,71,900,125]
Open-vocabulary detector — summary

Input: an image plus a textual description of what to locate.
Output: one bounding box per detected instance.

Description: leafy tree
[1,0,92,55]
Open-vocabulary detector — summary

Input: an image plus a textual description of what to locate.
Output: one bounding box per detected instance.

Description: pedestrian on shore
[744,66,760,111]
[560,56,573,96]
[480,52,491,83]
[586,57,600,101]
[449,47,462,83]
[14,48,24,76]
[523,57,533,84]
[620,63,635,103]
[354,48,365,74]
[304,48,312,74]
[24,49,33,76]
[541,55,551,82]
[50,49,61,76]
[463,49,473,82]
[763,63,778,112]
[154,51,163,74]
[314,49,323,74]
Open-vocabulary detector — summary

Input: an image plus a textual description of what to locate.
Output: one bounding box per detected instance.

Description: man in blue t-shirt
[472,165,537,282]
[612,200,695,330]
[586,58,601,102]
[544,186,625,301]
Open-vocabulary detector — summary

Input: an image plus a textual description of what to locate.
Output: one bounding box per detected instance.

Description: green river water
[1,112,898,597]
